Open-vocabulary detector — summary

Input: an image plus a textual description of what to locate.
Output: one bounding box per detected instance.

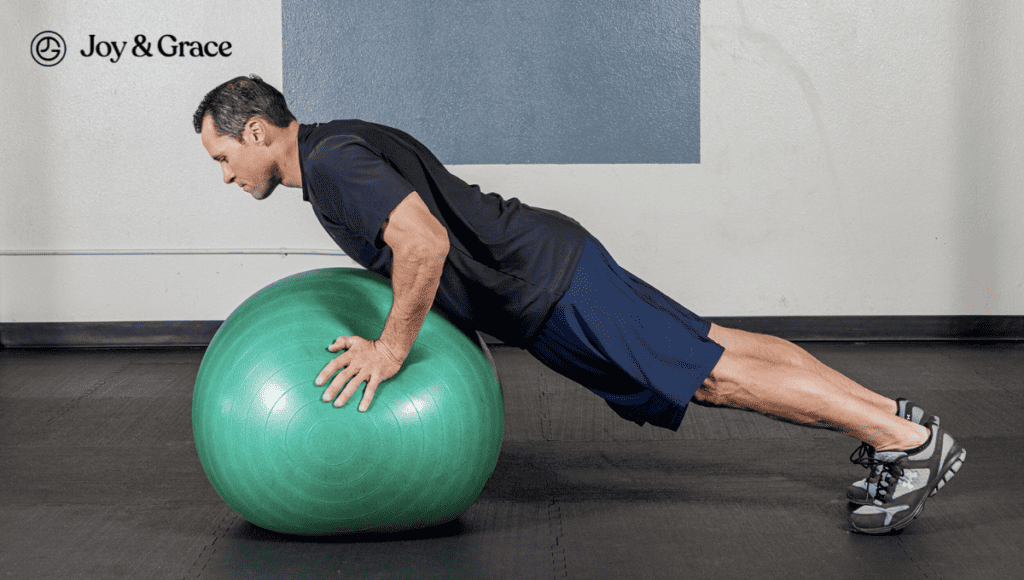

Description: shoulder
[303,135,388,185]
[307,134,371,164]
[303,120,382,162]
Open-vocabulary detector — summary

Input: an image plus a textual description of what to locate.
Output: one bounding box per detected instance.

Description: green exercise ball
[192,268,504,535]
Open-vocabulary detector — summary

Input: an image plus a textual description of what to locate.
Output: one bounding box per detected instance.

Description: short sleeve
[304,135,415,245]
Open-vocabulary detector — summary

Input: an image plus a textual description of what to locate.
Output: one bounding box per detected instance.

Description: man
[194,75,965,534]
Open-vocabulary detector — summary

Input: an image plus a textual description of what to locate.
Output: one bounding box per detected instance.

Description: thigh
[534,236,724,406]
[527,306,689,430]
[527,299,650,405]
[708,323,812,369]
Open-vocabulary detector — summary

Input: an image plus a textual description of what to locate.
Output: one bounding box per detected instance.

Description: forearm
[316,191,448,411]
[377,242,448,362]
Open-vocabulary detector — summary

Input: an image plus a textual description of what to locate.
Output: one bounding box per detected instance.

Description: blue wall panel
[283,1,699,164]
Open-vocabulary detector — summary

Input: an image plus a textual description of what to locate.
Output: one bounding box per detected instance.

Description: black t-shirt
[298,120,587,346]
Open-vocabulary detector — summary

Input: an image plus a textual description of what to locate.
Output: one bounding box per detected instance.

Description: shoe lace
[857,456,907,503]
[849,442,875,466]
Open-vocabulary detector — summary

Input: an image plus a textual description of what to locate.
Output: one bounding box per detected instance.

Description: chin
[252,169,284,200]
[252,180,281,200]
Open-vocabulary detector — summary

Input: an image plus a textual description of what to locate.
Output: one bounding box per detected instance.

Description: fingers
[320,355,362,406]
[359,377,382,412]
[319,370,380,411]
[325,372,377,411]
[315,350,349,388]
[330,369,368,409]
[316,336,358,386]
[315,336,396,413]
[327,335,353,353]
[316,351,374,412]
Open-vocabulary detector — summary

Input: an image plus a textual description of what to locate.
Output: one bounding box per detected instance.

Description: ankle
[876,423,930,452]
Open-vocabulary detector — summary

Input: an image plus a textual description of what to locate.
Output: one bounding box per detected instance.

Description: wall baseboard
[706,316,1024,342]
[0,321,223,349]
[1,316,1022,349]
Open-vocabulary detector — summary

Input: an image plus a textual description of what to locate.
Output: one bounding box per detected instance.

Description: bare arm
[375,190,449,363]
[315,190,449,411]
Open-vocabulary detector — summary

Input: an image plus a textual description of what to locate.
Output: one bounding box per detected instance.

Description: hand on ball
[316,336,404,412]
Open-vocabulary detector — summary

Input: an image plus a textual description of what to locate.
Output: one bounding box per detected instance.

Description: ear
[245,118,266,145]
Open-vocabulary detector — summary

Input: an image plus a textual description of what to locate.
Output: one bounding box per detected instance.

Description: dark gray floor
[1,342,1022,579]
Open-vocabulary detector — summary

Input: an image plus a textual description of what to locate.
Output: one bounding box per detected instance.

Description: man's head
[193,74,296,142]
[194,75,297,200]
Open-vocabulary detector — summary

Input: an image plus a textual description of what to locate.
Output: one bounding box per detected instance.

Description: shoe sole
[929,448,966,497]
[851,447,966,535]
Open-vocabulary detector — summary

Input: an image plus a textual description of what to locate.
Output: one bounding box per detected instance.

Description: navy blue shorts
[527,236,725,431]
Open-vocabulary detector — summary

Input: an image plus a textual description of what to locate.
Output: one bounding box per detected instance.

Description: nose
[221,163,234,185]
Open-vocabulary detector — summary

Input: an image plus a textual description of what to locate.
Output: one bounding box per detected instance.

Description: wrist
[375,338,407,366]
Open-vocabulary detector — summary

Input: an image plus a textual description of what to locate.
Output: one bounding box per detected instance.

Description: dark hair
[193,74,297,142]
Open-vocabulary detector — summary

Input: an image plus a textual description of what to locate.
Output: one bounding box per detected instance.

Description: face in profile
[200,115,282,200]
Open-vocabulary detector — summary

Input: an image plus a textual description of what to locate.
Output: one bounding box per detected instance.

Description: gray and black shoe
[849,421,966,534]
[847,398,939,505]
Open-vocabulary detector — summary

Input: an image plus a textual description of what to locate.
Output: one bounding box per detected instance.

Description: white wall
[1,0,347,323]
[2,0,1022,324]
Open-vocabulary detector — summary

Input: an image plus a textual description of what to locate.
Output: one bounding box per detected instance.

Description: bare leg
[696,325,929,451]
[707,325,898,415]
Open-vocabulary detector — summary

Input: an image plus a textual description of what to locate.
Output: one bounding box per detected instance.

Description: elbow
[424,230,449,267]
[421,217,449,264]
[396,228,448,267]
[433,229,450,263]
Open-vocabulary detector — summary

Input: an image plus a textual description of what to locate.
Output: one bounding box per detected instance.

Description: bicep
[308,137,417,245]
[381,191,449,256]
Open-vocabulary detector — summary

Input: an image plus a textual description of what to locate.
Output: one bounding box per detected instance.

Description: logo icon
[31,31,66,67]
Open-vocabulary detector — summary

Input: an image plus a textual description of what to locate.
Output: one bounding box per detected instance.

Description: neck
[275,121,303,188]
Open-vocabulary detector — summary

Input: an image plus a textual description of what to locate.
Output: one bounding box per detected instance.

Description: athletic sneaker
[847,399,939,505]
[848,421,966,534]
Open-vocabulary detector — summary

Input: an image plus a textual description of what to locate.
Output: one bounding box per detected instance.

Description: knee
[691,380,728,408]
[692,351,749,408]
